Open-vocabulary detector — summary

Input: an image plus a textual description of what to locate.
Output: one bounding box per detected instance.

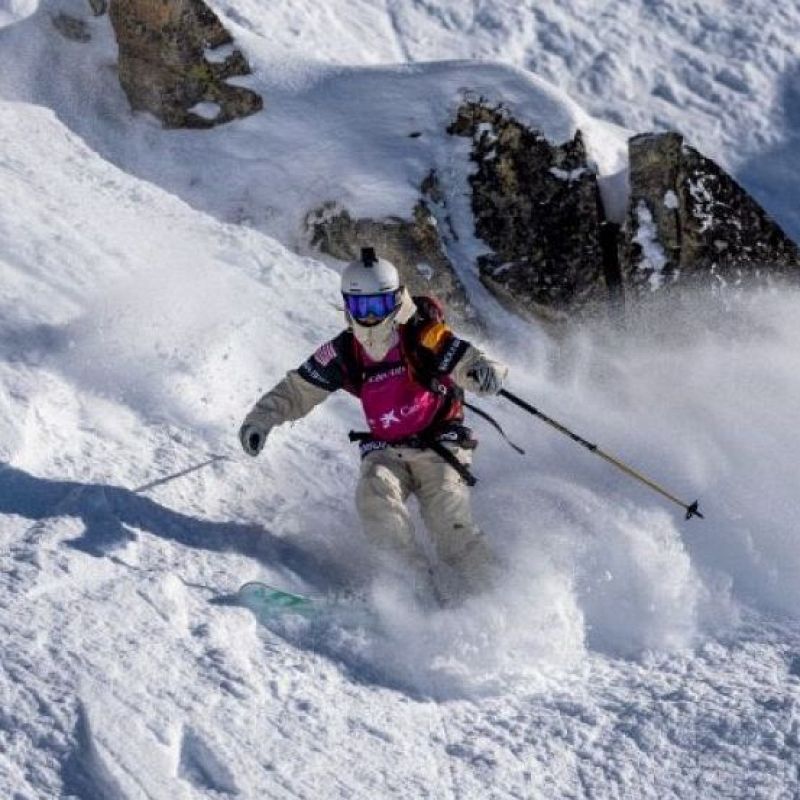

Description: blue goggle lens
[343,291,400,320]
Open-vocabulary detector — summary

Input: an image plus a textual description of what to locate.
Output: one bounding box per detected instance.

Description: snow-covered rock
[108,0,262,127]
[450,100,608,321]
[625,132,800,295]
[237,0,800,241]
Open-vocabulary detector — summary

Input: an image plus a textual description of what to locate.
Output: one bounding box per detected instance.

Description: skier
[239,247,508,604]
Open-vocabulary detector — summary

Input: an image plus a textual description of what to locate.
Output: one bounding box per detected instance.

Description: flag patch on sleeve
[313,341,337,366]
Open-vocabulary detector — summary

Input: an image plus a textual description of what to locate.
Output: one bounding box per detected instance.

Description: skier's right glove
[470,361,507,396]
[239,422,270,457]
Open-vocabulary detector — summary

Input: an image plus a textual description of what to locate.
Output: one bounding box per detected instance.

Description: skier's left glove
[471,361,507,396]
[239,422,270,457]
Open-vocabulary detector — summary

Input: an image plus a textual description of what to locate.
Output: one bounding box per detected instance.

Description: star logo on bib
[379,409,400,429]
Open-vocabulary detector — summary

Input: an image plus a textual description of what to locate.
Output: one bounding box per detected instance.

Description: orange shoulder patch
[419,321,452,351]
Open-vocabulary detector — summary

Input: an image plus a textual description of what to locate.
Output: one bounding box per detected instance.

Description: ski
[237,581,315,616]
[237,581,378,627]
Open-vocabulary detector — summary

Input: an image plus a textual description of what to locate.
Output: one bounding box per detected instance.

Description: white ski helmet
[341,247,402,324]
[341,247,400,295]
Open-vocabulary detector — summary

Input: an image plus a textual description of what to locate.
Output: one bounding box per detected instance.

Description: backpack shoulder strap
[403,295,471,382]
[411,295,445,323]
[332,329,363,395]
[400,297,445,386]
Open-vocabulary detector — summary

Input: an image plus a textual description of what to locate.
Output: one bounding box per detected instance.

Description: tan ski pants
[355,445,494,598]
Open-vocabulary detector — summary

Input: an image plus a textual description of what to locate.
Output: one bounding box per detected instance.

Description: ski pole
[132,454,230,494]
[499,389,704,520]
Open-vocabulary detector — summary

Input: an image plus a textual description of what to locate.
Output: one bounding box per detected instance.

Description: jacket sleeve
[242,369,333,430]
[242,336,349,430]
[415,321,508,396]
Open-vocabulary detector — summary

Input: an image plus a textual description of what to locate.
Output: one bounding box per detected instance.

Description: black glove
[471,362,506,395]
[239,422,270,456]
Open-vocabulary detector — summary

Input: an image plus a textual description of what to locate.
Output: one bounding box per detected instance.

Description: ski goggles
[343,290,401,321]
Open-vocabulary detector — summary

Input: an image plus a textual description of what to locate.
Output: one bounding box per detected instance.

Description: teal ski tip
[238,581,314,615]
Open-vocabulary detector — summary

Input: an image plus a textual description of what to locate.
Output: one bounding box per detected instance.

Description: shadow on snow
[0,461,342,594]
[0,461,504,700]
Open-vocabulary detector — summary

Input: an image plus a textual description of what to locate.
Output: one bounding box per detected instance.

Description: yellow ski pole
[499,389,704,520]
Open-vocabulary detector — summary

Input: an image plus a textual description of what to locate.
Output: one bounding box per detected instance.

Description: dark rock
[108,0,263,129]
[86,0,107,15]
[448,101,608,322]
[305,191,476,325]
[51,13,91,42]
[625,132,800,296]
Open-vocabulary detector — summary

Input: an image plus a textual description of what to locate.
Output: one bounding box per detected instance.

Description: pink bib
[358,344,444,440]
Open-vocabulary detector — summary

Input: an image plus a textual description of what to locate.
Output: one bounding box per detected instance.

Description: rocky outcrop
[304,101,621,326]
[304,105,799,327]
[448,101,610,321]
[448,104,798,321]
[305,192,476,325]
[624,132,800,295]
[108,0,262,128]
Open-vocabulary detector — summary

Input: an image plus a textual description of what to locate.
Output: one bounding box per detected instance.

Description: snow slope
[1,2,800,798]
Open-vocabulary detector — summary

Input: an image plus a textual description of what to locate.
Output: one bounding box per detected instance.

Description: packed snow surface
[1,1,800,798]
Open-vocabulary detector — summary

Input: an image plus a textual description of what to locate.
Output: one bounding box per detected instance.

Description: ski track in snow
[1,2,800,798]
